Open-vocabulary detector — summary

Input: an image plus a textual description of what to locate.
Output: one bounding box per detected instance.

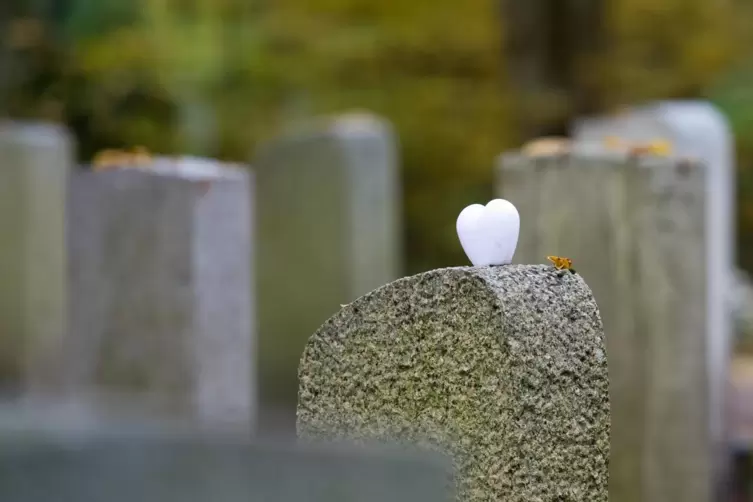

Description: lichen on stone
[297,264,609,502]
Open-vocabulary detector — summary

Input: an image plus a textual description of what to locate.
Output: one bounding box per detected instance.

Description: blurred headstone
[0,404,452,502]
[497,152,709,502]
[299,265,609,502]
[572,100,734,496]
[0,121,72,395]
[254,111,402,434]
[67,157,254,432]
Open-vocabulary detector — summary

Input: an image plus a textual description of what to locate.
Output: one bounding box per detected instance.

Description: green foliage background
[3,0,753,273]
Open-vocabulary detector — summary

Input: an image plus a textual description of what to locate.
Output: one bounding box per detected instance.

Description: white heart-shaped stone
[456,199,520,266]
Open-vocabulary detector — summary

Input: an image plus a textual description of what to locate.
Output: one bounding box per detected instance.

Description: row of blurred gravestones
[0,100,750,501]
[502,101,738,502]
[0,260,609,502]
[0,113,402,438]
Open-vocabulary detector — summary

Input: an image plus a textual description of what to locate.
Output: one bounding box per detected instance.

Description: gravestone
[0,404,452,502]
[572,100,734,496]
[298,265,610,502]
[254,111,402,433]
[67,157,254,432]
[0,121,72,394]
[497,152,709,502]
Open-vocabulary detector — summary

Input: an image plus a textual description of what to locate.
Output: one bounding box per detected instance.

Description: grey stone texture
[298,264,609,502]
[254,111,402,428]
[0,121,72,393]
[497,151,710,502]
[67,161,254,431]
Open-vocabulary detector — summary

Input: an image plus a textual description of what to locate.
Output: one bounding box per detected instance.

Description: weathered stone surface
[0,121,71,394]
[497,152,710,502]
[298,265,609,502]
[67,159,254,431]
[254,111,402,432]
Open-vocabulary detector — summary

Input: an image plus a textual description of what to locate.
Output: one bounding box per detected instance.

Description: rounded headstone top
[298,264,609,502]
[262,110,394,146]
[650,99,732,133]
[327,111,394,138]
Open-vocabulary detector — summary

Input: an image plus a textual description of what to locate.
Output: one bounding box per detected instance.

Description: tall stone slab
[299,265,610,502]
[497,152,709,502]
[254,112,401,432]
[67,157,254,432]
[572,100,734,494]
[0,121,71,394]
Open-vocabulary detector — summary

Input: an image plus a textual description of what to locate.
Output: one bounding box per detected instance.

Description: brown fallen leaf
[521,137,571,157]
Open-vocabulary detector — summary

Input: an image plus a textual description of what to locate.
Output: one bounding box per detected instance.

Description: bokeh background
[5,0,753,275]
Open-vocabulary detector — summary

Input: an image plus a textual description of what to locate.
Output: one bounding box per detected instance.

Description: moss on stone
[297,264,609,502]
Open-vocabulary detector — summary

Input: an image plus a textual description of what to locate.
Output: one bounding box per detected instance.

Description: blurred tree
[501,0,607,138]
[3,0,753,272]
[65,0,512,272]
[605,0,744,103]
[500,0,746,140]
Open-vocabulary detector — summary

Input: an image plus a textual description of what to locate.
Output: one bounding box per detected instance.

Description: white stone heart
[456,199,520,266]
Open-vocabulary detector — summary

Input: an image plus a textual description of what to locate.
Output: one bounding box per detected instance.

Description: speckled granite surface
[297,264,609,502]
